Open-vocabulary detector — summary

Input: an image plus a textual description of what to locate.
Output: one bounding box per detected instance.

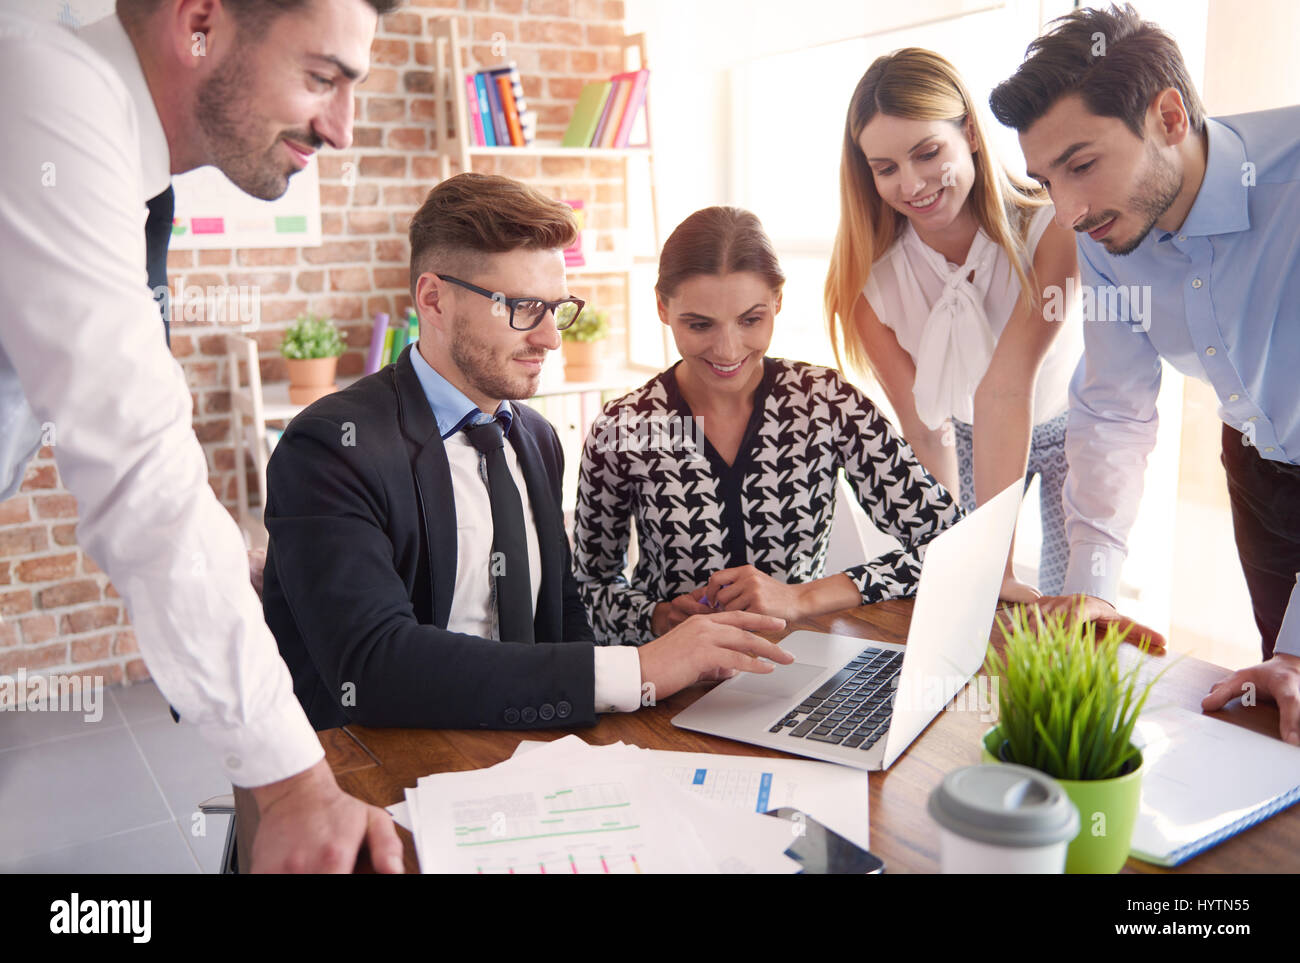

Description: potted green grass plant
[281,313,345,404]
[561,308,609,382]
[982,604,1167,873]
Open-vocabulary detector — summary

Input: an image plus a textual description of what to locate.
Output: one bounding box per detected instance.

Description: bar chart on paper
[451,782,650,874]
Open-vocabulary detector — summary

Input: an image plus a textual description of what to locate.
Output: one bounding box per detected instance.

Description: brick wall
[0,0,629,688]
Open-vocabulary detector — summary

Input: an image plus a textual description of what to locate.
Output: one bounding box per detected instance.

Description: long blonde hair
[824,48,1047,377]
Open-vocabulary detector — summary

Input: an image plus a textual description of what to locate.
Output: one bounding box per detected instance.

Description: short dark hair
[408,172,578,295]
[655,207,785,301]
[989,3,1205,138]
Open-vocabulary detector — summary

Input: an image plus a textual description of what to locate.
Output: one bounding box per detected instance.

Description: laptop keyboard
[768,646,902,751]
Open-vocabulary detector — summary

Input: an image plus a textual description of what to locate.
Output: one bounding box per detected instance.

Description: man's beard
[448,313,546,402]
[1081,139,1183,256]
[195,47,312,201]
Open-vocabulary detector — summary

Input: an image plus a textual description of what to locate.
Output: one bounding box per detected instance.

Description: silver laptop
[672,481,1022,771]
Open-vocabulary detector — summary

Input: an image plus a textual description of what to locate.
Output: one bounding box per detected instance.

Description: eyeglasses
[437,275,585,332]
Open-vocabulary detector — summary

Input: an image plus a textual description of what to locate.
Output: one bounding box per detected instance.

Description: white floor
[0,681,231,873]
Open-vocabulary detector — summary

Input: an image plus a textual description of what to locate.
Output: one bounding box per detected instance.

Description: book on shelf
[495,74,524,146]
[463,60,648,150]
[464,76,486,147]
[589,79,618,146]
[610,68,649,148]
[364,312,390,373]
[365,309,421,373]
[482,71,509,146]
[562,67,650,149]
[464,63,534,148]
[488,63,529,146]
[599,79,631,149]
[561,200,586,267]
[562,81,611,148]
[472,73,496,147]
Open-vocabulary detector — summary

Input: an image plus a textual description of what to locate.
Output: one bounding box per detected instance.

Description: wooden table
[237,600,1299,873]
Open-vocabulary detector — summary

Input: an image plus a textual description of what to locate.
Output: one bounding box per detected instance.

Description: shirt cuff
[593,644,643,713]
[1273,579,1300,659]
[1063,542,1125,605]
[197,696,325,788]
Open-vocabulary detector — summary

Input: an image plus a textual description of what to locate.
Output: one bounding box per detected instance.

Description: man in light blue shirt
[991,3,1300,744]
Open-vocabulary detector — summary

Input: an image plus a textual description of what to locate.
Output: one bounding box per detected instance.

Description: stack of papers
[390,736,869,874]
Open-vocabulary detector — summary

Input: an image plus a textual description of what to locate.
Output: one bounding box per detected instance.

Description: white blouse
[863,204,1082,429]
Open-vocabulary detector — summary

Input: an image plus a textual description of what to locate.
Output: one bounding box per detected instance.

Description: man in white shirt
[0,0,405,872]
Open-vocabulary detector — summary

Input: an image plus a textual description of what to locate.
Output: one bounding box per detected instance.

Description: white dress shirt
[864,204,1082,429]
[0,12,322,785]
[408,346,641,712]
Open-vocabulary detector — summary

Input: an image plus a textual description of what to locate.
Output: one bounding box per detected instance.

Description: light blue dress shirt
[407,341,514,438]
[1063,106,1300,658]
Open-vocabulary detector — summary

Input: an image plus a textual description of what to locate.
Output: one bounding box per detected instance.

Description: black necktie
[149,185,182,727]
[463,418,535,643]
[145,185,174,346]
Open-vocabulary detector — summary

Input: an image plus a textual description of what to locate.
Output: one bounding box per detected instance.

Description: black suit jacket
[262,345,599,731]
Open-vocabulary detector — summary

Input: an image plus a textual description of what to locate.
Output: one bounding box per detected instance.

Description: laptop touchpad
[726,662,826,700]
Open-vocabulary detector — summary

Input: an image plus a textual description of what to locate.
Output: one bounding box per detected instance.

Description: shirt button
[1205,347,1216,356]
[1229,394,1240,402]
[1192,278,1203,288]
[539,703,555,721]
[1248,416,1259,422]
[1177,234,1187,241]
[521,706,538,724]
[1265,447,1276,453]
[225,755,242,771]
[555,700,572,719]
[503,707,520,725]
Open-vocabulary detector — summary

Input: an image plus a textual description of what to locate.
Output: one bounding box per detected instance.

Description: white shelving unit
[427,16,669,370]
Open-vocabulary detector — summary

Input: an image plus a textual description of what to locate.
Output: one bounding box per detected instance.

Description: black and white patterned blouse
[573,357,964,645]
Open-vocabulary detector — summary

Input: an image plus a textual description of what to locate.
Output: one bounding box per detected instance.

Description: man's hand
[1202,653,1300,745]
[651,588,712,636]
[1028,593,1167,654]
[248,758,405,874]
[703,565,812,622]
[998,571,1041,604]
[248,547,267,599]
[638,610,792,698]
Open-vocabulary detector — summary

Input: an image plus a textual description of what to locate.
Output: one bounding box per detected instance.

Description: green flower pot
[981,727,1144,874]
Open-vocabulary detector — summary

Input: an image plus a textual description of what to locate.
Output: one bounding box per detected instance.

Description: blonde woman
[824,48,1081,600]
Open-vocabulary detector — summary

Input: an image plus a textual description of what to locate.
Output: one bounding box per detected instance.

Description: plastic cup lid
[928,764,1080,848]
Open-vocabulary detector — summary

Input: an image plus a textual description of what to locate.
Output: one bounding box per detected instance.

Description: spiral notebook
[1129,704,1300,866]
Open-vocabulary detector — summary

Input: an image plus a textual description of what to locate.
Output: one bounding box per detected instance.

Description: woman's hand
[651,588,713,636]
[703,565,814,623]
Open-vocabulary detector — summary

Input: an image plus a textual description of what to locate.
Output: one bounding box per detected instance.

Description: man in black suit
[263,172,792,730]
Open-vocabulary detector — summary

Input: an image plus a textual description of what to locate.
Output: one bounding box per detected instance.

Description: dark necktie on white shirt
[145,184,173,346]
[463,418,535,644]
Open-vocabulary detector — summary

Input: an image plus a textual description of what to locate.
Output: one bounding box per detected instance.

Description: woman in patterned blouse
[573,206,964,646]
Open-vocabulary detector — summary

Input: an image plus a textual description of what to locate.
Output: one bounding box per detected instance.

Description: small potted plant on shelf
[561,307,609,383]
[280,313,345,405]
[981,604,1167,874]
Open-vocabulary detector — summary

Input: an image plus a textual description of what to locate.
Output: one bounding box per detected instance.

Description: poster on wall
[16,0,322,251]
[169,160,322,250]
